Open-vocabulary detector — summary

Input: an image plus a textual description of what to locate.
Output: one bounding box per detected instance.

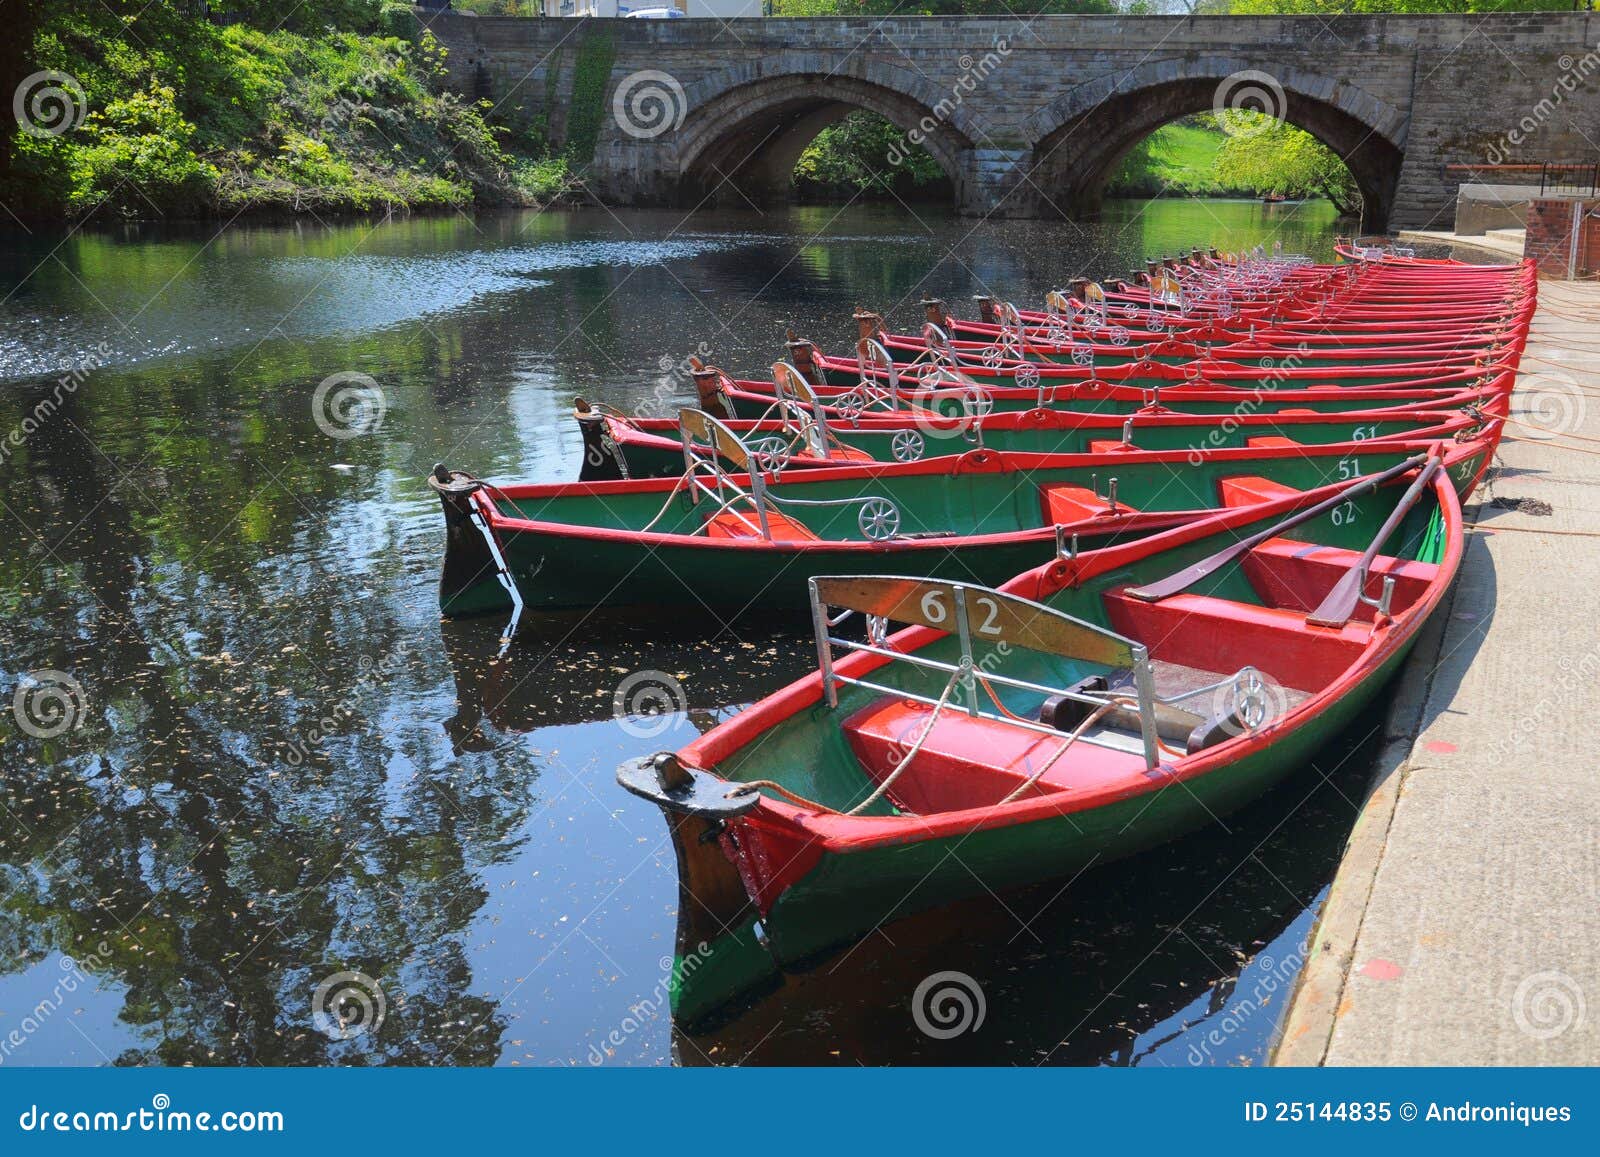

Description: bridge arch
[672,54,989,209]
[1021,58,1408,231]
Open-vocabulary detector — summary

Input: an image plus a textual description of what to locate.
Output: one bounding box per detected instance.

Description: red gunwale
[809,350,1523,390]
[727,367,1512,406]
[675,465,1463,868]
[875,327,1516,362]
[599,395,1490,454]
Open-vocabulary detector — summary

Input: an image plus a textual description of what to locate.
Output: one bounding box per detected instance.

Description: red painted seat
[1241,538,1437,617]
[1244,435,1301,449]
[702,509,819,541]
[1218,474,1304,508]
[1038,485,1136,524]
[841,696,1143,814]
[1103,587,1368,691]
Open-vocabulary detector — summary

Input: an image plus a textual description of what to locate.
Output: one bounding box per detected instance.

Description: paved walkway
[1397,228,1526,260]
[1276,281,1600,1065]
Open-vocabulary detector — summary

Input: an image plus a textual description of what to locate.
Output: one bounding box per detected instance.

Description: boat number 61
[921,588,1004,636]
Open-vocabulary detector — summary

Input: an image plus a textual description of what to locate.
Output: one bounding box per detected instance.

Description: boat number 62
[1330,500,1359,527]
[921,588,1004,636]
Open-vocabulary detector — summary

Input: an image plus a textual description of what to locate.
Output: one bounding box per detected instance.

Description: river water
[1,198,1399,1065]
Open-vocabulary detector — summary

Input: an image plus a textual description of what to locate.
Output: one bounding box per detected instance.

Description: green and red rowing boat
[616,451,1463,1022]
[692,355,1513,425]
[575,383,1491,480]
[430,409,1494,620]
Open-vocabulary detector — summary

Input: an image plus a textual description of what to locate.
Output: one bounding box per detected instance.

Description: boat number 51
[921,588,1004,636]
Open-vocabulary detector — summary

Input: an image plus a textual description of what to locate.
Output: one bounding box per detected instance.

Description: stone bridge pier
[422,11,1600,232]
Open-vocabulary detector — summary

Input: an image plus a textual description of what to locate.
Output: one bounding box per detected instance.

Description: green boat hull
[612,412,1462,478]
[440,445,1487,618]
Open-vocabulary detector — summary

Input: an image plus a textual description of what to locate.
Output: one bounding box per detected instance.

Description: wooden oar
[1305,453,1442,628]
[1125,453,1429,603]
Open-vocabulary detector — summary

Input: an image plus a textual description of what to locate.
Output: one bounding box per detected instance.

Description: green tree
[1212,113,1362,216]
[792,111,947,197]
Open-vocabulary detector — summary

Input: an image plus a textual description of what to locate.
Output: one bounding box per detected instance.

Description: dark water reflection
[2,199,1392,1065]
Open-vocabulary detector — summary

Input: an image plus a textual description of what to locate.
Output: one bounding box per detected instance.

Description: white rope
[845,664,966,816]
[994,697,1131,806]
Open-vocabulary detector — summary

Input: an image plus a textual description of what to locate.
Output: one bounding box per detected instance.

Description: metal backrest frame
[808,575,1160,768]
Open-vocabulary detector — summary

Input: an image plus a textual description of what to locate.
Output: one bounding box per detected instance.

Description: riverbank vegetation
[1,1,577,223]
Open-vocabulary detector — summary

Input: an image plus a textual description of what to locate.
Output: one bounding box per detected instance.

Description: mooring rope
[1471,522,1600,538]
[842,666,967,816]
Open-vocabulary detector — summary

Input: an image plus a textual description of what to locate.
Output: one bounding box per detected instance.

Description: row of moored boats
[429,240,1534,1023]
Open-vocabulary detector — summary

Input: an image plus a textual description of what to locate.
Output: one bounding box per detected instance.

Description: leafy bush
[68,86,217,216]
[3,3,574,221]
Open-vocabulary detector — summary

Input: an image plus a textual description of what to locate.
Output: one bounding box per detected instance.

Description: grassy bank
[4,3,579,223]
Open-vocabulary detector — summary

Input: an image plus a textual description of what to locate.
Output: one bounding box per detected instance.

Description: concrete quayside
[1276,282,1600,1065]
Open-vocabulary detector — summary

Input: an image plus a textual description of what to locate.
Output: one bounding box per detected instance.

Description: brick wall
[1525,197,1600,278]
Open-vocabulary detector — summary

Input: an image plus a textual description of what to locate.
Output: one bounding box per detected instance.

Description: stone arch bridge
[422,11,1600,232]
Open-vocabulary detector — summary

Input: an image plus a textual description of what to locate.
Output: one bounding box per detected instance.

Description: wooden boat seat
[702,509,820,542]
[841,697,1145,813]
[1103,587,1368,691]
[1218,475,1303,508]
[1038,484,1137,524]
[1241,537,1437,618]
[1244,435,1301,449]
[1087,438,1137,453]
